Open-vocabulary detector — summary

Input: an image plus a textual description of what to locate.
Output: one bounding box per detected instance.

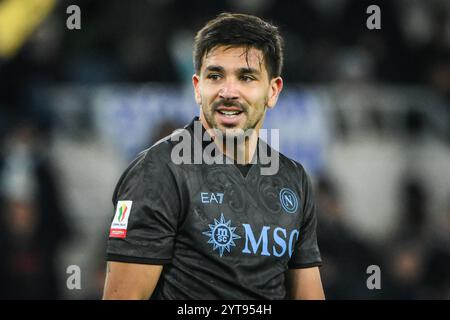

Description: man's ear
[192,74,202,105]
[267,77,283,109]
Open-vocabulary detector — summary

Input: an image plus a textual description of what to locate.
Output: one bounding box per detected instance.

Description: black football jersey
[106,117,322,299]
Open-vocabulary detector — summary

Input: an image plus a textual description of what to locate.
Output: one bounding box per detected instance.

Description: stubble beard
[201,99,267,139]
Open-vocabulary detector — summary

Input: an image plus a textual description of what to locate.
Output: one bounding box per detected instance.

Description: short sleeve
[106,148,181,265]
[288,169,322,269]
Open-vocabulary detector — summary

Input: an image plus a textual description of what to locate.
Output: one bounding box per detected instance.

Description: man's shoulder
[142,134,177,162]
[263,142,308,178]
[135,127,191,162]
[112,133,181,202]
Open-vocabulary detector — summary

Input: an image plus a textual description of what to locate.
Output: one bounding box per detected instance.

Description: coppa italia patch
[109,200,132,238]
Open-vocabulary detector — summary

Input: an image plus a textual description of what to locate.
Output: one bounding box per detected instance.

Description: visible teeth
[219,110,240,116]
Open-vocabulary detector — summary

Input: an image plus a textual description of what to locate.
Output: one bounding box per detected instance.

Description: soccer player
[102,13,324,300]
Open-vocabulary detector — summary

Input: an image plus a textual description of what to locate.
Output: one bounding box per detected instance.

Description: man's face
[193,46,283,136]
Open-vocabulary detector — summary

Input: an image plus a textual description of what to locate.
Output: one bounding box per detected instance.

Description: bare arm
[285,267,325,300]
[102,261,163,300]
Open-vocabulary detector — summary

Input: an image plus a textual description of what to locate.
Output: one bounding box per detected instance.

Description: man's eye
[241,75,255,82]
[207,74,222,80]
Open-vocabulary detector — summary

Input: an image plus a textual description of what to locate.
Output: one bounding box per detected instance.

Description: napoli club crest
[279,188,299,214]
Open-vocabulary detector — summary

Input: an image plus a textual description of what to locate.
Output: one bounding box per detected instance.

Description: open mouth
[217,110,243,117]
[216,106,244,118]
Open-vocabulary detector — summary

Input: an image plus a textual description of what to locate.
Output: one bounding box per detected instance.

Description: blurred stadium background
[0,0,449,299]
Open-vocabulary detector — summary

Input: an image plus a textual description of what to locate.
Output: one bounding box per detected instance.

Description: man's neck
[224,132,258,165]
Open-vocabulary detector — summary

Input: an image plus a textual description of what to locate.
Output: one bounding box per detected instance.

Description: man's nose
[218,79,239,100]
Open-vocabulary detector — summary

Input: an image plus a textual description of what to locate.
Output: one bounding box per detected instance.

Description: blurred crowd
[0,0,449,299]
[2,0,450,105]
[316,174,450,299]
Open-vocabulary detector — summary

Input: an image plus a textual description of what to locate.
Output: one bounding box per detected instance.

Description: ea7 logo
[201,192,224,204]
